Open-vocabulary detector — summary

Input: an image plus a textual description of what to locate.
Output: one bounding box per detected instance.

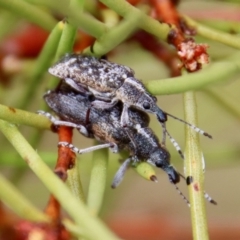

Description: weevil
[42,83,216,205]
[43,82,180,187]
[48,54,167,128]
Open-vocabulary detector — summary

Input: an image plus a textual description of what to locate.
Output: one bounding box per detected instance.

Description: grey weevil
[48,54,167,128]
[42,83,216,205]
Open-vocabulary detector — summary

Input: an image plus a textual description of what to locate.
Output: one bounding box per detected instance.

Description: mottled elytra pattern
[49,53,168,125]
[49,54,135,93]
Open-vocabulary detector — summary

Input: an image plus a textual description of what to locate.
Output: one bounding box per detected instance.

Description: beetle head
[149,147,180,184]
[137,94,167,123]
[48,54,79,79]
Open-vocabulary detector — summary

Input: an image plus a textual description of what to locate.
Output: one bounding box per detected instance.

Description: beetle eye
[143,102,150,110]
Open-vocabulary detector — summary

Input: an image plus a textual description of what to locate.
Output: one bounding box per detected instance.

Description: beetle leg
[111,157,132,188]
[120,104,130,127]
[38,110,90,137]
[91,98,118,109]
[59,141,117,154]
[64,78,88,94]
[108,143,119,153]
[88,87,112,100]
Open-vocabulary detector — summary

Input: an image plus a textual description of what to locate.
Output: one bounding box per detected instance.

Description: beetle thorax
[115,77,148,104]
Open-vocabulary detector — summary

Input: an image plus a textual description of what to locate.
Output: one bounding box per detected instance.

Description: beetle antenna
[181,174,217,205]
[165,112,212,139]
[160,122,184,159]
[204,191,217,205]
[171,181,190,207]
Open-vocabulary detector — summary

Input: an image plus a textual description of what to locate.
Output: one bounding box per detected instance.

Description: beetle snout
[156,110,167,123]
[168,166,180,184]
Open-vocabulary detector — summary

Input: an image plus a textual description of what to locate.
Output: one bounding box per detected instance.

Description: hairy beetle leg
[64,78,88,94]
[58,141,118,154]
[111,158,132,188]
[37,110,90,137]
[91,98,118,109]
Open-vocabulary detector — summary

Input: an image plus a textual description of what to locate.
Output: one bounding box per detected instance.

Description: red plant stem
[54,126,76,182]
[132,30,181,76]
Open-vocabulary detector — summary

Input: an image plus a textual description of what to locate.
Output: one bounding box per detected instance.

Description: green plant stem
[203,88,240,120]
[0,120,120,240]
[67,8,107,38]
[0,0,57,31]
[67,160,85,203]
[0,152,56,167]
[99,0,173,41]
[0,172,50,222]
[0,104,51,130]
[54,21,77,60]
[84,14,141,57]
[19,21,63,109]
[183,92,209,240]
[87,147,108,216]
[199,19,240,33]
[184,15,240,50]
[63,219,84,237]
[145,61,240,95]
[32,0,107,38]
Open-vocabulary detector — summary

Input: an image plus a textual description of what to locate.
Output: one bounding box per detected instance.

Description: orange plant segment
[149,0,180,26]
[54,126,76,181]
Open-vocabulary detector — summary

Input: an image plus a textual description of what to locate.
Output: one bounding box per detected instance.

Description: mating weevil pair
[43,82,216,206]
[43,82,190,204]
[43,83,177,185]
[44,54,216,205]
[49,54,212,155]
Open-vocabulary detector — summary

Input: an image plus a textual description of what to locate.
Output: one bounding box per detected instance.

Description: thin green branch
[145,61,240,95]
[0,120,120,240]
[84,14,141,57]
[0,152,56,167]
[67,8,107,38]
[87,147,108,216]
[67,160,85,203]
[99,0,173,41]
[31,0,107,38]
[0,172,50,222]
[63,219,84,237]
[198,19,240,33]
[0,104,51,130]
[183,92,209,240]
[47,20,78,89]
[184,15,240,50]
[0,0,57,31]
[54,21,77,60]
[20,21,63,109]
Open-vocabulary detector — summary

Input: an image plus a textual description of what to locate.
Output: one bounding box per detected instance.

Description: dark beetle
[44,82,180,187]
